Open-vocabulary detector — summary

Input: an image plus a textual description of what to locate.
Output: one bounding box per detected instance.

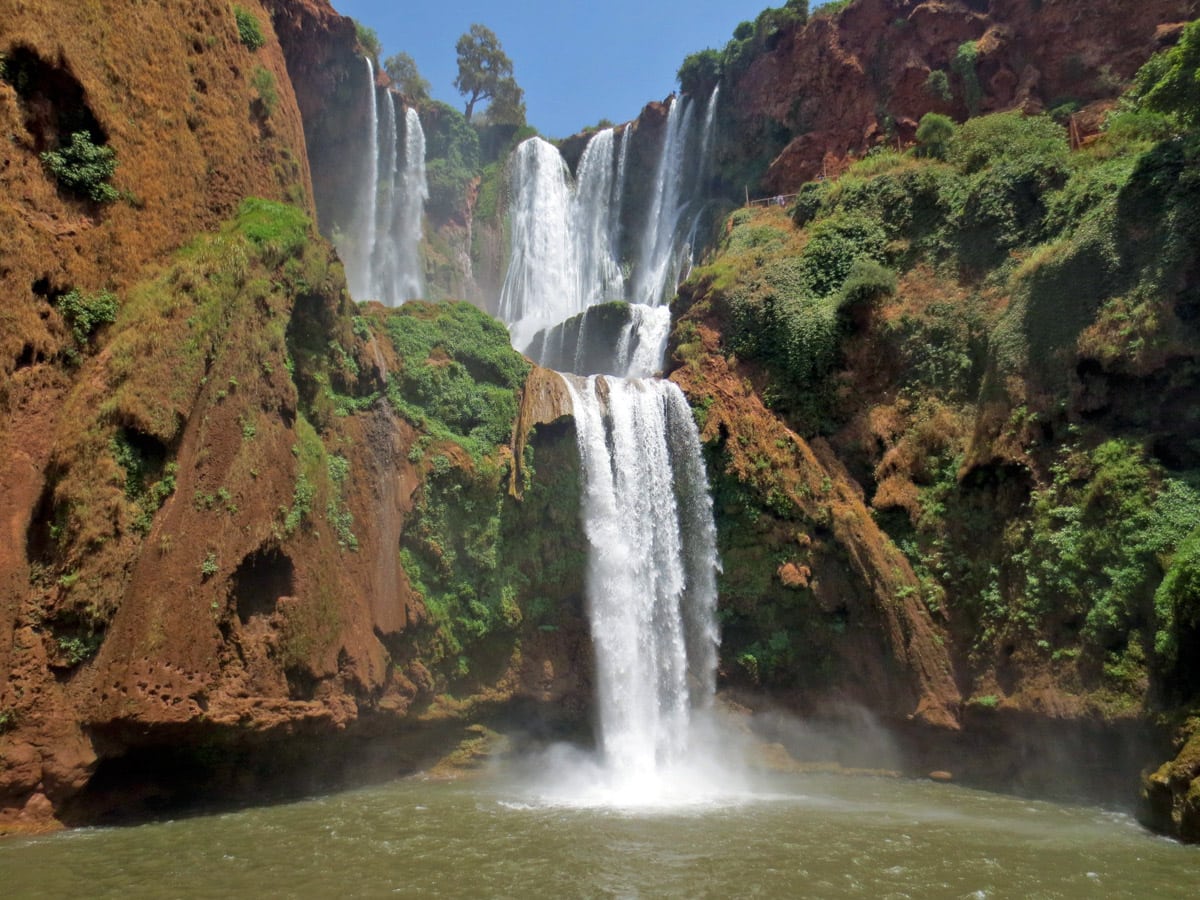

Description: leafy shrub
[422,101,481,220]
[250,65,279,118]
[678,48,723,96]
[949,111,1069,174]
[383,301,530,460]
[1012,441,1200,651]
[916,112,955,160]
[1140,19,1200,126]
[797,210,888,297]
[837,257,896,316]
[924,69,952,102]
[947,112,1070,260]
[790,180,833,227]
[56,288,118,343]
[953,41,982,115]
[234,6,265,51]
[354,21,381,60]
[1155,526,1200,672]
[41,131,119,202]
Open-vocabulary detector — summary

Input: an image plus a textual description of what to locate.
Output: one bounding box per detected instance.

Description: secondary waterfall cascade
[499,87,720,375]
[337,58,428,306]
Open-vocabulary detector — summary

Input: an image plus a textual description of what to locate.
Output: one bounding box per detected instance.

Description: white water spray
[572,127,625,311]
[498,138,579,348]
[361,58,379,300]
[555,375,723,802]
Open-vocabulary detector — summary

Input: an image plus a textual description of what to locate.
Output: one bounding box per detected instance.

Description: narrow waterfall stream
[336,60,428,306]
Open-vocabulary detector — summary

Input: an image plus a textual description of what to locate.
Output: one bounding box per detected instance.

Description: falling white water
[556,374,722,803]
[361,58,379,299]
[615,304,672,378]
[698,85,720,185]
[371,90,400,303]
[499,132,629,349]
[498,138,579,348]
[631,95,697,307]
[677,85,723,284]
[394,106,429,302]
[611,127,631,258]
[572,128,625,311]
[335,61,428,306]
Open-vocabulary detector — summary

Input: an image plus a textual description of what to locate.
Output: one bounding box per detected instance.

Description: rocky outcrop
[261,0,364,239]
[1,0,318,831]
[669,284,962,730]
[722,0,1195,191]
[1142,725,1200,842]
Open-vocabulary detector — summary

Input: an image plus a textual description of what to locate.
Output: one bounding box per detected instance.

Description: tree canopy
[384,52,430,103]
[454,23,523,124]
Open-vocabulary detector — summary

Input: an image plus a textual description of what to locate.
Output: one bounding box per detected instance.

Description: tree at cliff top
[355,21,382,61]
[454,23,524,125]
[384,52,430,103]
[678,1,810,94]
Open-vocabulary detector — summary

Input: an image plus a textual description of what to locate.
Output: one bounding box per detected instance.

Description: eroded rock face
[1142,727,1200,842]
[721,0,1194,190]
[0,1,593,834]
[0,0,317,832]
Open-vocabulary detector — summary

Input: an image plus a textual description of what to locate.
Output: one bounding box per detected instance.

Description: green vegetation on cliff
[361,301,583,683]
[676,24,1200,713]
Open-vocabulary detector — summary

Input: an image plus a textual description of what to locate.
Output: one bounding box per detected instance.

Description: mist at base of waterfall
[503,708,759,813]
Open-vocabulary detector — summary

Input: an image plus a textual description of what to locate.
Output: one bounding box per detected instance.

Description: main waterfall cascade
[558,376,722,790]
[499,86,736,806]
[337,58,428,307]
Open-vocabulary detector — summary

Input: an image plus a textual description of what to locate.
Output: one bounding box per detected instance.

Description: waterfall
[499,89,736,807]
[615,304,672,378]
[698,85,720,185]
[335,61,427,306]
[631,95,697,307]
[395,106,428,302]
[361,58,379,301]
[498,137,579,349]
[572,127,624,311]
[373,90,399,304]
[560,375,720,787]
[611,127,631,263]
[499,132,628,350]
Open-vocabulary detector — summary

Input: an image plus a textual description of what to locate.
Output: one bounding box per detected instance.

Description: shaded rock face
[722,0,1195,191]
[261,0,361,239]
[1142,727,1200,843]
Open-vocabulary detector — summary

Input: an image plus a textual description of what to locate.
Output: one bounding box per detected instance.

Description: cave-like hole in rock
[26,478,64,567]
[231,547,294,622]
[1,45,106,152]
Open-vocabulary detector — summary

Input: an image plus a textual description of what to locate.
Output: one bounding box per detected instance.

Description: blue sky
[330,1,788,138]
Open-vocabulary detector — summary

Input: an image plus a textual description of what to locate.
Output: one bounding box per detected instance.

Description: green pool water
[2,769,1195,898]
